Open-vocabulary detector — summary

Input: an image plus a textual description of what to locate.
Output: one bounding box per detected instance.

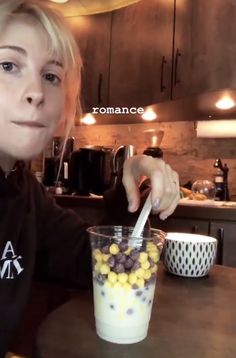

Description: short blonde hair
[0,0,82,138]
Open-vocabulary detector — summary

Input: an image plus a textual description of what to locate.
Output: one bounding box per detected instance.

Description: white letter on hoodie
[1,241,16,260]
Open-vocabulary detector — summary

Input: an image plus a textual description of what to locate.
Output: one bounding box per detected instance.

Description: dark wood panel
[150,216,209,235]
[210,221,236,267]
[189,0,236,95]
[109,0,174,107]
[67,13,111,112]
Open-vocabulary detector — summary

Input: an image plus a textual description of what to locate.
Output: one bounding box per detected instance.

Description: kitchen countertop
[54,195,236,222]
[34,263,236,358]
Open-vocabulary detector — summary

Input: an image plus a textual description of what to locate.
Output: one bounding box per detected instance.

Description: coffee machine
[143,129,164,158]
[69,146,112,196]
[43,136,74,192]
[110,145,136,187]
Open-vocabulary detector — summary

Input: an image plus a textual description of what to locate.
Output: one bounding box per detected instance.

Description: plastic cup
[87,226,166,344]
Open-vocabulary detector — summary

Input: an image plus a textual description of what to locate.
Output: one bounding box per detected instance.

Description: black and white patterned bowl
[164,233,217,277]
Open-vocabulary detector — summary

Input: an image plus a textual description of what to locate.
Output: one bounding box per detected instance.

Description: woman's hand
[122,155,179,220]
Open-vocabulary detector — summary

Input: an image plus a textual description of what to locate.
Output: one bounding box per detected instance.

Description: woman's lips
[12,121,46,128]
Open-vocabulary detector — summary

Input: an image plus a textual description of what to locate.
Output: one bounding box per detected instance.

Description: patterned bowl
[164,233,217,277]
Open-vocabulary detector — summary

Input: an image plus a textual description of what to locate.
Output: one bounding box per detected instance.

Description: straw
[131,192,154,238]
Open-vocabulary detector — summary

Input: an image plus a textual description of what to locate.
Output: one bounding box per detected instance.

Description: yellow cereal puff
[109,243,119,255]
[136,278,145,288]
[128,272,137,285]
[102,254,110,262]
[138,252,148,263]
[118,273,128,284]
[108,271,117,284]
[144,269,151,280]
[146,243,156,252]
[114,282,122,289]
[150,265,158,274]
[123,282,132,290]
[104,280,113,288]
[100,264,110,275]
[141,261,150,270]
[135,268,145,279]
[149,250,160,263]
[94,262,102,272]
[124,247,132,255]
[94,251,102,262]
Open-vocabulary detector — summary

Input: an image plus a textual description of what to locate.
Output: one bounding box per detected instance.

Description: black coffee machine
[43,136,74,191]
[69,146,112,196]
[143,129,164,158]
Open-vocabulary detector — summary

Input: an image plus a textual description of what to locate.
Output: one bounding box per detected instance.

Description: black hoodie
[0,163,145,357]
[0,163,93,357]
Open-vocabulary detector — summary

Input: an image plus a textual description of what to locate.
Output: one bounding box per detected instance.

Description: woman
[0,0,179,356]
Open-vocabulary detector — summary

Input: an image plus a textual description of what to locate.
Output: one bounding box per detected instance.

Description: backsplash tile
[68,121,236,197]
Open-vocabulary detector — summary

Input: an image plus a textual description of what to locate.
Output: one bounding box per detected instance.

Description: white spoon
[131,192,155,239]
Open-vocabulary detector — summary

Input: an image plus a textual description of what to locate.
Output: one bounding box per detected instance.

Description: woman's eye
[44,73,61,85]
[0,62,17,72]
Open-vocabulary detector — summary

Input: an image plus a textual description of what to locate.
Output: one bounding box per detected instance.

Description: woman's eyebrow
[47,60,63,68]
[0,45,26,55]
[0,45,63,68]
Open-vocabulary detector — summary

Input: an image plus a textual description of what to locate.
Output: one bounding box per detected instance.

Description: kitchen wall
[68,120,236,198]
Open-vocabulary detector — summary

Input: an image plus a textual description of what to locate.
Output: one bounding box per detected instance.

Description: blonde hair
[0,0,82,128]
[0,0,83,181]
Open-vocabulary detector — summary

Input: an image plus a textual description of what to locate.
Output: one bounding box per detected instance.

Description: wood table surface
[34,264,236,358]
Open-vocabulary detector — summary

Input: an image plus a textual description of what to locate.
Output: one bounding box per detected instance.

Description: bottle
[213,169,224,201]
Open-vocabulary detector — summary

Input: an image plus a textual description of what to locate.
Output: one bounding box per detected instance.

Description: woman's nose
[24,75,44,106]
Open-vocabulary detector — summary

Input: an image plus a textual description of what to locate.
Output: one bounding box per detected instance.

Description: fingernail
[160,215,167,221]
[152,199,160,210]
[128,202,137,212]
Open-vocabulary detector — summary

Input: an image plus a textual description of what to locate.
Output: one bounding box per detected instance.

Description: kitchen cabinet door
[171,0,192,99]
[109,0,174,107]
[210,221,236,267]
[185,0,236,96]
[150,217,209,235]
[67,14,112,113]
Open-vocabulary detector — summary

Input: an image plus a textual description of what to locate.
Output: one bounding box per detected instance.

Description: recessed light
[215,96,235,110]
[80,114,96,125]
[141,108,157,121]
[49,0,69,4]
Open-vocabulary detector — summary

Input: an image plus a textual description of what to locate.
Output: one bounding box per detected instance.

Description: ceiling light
[49,0,69,4]
[196,120,236,138]
[215,96,236,110]
[80,114,96,125]
[141,108,157,121]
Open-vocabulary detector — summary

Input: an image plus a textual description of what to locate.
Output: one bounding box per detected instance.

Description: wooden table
[34,264,236,358]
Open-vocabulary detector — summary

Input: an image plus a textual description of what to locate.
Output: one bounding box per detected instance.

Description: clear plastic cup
[87,226,165,344]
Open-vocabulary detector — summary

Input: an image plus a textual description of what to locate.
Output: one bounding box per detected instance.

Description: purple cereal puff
[119,239,129,252]
[108,256,116,268]
[130,248,140,261]
[113,263,125,273]
[116,252,126,264]
[131,261,140,271]
[124,257,133,270]
[96,273,106,285]
[101,245,110,254]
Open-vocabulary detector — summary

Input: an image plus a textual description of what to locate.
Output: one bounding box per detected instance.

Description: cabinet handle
[192,225,198,233]
[217,227,224,265]
[160,56,167,92]
[174,48,181,86]
[97,73,103,105]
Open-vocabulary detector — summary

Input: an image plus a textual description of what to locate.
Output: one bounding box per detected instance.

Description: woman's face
[0,16,66,160]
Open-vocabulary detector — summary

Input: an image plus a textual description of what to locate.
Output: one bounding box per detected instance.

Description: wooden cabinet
[109,0,174,107]
[176,0,236,98]
[65,0,236,112]
[210,221,236,268]
[67,14,112,112]
[171,0,192,99]
[150,217,209,235]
